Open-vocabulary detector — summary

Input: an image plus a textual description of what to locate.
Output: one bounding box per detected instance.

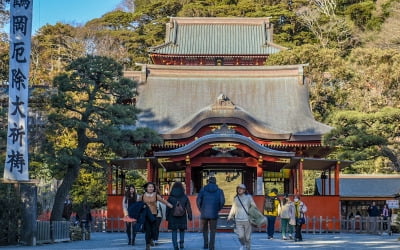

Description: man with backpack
[196,176,225,250]
[263,188,281,239]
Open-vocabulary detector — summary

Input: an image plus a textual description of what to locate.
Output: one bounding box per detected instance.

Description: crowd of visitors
[118,179,393,249]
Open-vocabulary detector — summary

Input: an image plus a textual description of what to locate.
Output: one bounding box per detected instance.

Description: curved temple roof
[154,133,295,158]
[134,64,332,141]
[149,17,285,56]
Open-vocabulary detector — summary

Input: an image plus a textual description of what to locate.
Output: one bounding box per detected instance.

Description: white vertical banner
[4,0,33,181]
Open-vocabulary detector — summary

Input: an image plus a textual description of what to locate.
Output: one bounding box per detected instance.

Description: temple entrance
[192,166,256,205]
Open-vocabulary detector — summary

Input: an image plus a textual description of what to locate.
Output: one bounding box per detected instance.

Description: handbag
[237,196,267,227]
[296,217,305,225]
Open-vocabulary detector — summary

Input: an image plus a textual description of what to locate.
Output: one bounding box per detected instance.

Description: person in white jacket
[227,184,257,250]
[279,197,295,240]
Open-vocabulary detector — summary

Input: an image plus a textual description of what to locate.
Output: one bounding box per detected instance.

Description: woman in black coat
[166,182,193,250]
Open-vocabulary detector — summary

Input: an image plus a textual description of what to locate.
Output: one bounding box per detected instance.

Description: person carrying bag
[228,184,259,250]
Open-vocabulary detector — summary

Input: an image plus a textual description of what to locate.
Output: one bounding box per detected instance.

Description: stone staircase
[217,207,234,231]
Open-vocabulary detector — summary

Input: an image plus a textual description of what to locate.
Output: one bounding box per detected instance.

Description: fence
[340,216,393,234]
[36,221,70,244]
[36,215,395,242]
[90,215,394,234]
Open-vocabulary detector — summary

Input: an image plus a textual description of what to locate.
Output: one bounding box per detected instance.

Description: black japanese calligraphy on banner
[4,0,33,181]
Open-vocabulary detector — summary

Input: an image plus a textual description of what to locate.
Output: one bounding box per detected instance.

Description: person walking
[196,176,225,250]
[141,182,173,250]
[381,204,392,231]
[166,182,193,250]
[227,184,256,250]
[62,194,73,221]
[263,188,281,239]
[279,197,295,240]
[122,185,138,245]
[367,201,380,234]
[154,200,166,245]
[293,195,307,242]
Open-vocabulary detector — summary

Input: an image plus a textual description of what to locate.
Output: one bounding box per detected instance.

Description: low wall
[106,195,341,231]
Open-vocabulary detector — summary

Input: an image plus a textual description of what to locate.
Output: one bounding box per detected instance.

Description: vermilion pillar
[185,155,191,195]
[298,159,304,195]
[146,158,152,182]
[185,166,191,195]
[328,167,332,195]
[335,161,340,196]
[291,168,297,195]
[256,156,263,195]
[107,162,113,194]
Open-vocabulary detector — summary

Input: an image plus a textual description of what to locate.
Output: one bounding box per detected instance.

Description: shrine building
[107,17,351,228]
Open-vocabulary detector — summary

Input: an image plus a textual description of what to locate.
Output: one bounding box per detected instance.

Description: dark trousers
[172,229,185,248]
[144,215,157,244]
[295,223,303,240]
[266,216,277,237]
[383,217,390,231]
[126,222,136,243]
[154,217,162,240]
[201,219,217,249]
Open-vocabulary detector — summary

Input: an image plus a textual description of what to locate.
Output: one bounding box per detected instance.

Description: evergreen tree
[47,55,161,221]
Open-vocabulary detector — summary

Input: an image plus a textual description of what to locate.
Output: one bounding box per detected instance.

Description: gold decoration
[158,158,172,163]
[276,158,290,163]
[210,143,238,153]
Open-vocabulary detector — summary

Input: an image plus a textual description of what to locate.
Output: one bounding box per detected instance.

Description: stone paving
[2,232,399,250]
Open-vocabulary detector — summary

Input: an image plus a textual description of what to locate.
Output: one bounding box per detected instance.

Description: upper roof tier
[132,64,332,141]
[148,17,285,56]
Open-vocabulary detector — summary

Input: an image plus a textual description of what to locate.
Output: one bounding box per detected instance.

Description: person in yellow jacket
[263,188,281,239]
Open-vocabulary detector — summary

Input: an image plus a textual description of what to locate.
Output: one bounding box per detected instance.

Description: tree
[0,0,9,83]
[0,0,9,30]
[324,107,400,173]
[0,104,6,166]
[31,23,86,85]
[47,55,161,221]
[296,0,354,50]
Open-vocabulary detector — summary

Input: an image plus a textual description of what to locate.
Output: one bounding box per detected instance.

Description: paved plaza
[2,232,399,250]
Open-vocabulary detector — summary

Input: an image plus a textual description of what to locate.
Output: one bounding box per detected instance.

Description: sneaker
[150,240,155,246]
[153,240,158,245]
[180,242,184,249]
[288,234,293,240]
[283,237,287,240]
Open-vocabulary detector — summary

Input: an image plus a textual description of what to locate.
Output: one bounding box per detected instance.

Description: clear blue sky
[32,0,122,34]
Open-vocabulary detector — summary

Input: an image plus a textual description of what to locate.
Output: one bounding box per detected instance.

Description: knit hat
[208,176,216,184]
[237,184,246,189]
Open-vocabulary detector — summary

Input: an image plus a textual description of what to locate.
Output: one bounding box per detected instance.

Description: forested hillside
[0,0,399,211]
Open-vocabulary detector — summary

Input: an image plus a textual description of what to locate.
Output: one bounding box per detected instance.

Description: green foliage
[70,168,107,209]
[31,23,86,85]
[125,169,148,193]
[0,35,8,83]
[324,107,400,172]
[346,1,376,30]
[46,55,161,219]
[345,48,400,111]
[0,184,23,245]
[98,10,136,30]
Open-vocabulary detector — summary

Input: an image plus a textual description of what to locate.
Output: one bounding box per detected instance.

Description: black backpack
[264,195,279,212]
[173,200,186,217]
